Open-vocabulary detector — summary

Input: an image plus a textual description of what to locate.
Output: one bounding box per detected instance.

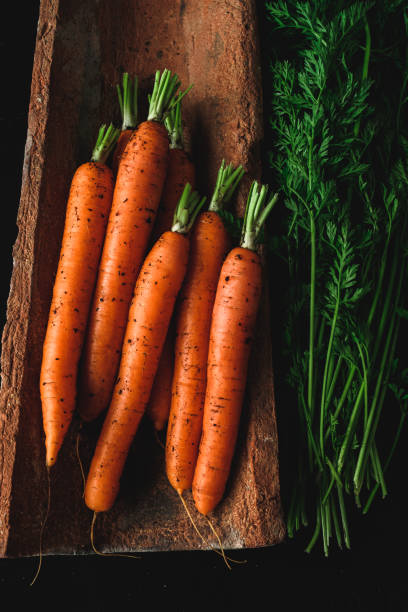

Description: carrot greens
[266,0,408,554]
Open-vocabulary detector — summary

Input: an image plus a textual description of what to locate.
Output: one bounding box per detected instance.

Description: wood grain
[0,0,285,556]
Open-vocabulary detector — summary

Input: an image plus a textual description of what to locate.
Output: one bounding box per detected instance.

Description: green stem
[117,73,138,130]
[148,69,192,123]
[325,356,342,414]
[241,181,278,250]
[353,20,371,138]
[337,482,351,549]
[164,101,183,149]
[337,382,365,474]
[305,505,322,554]
[369,443,387,497]
[171,183,206,234]
[320,294,340,456]
[208,160,245,213]
[308,213,317,419]
[353,262,404,493]
[91,123,120,164]
[363,410,407,514]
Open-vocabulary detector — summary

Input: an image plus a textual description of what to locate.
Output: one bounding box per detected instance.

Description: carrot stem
[117,73,138,130]
[91,123,121,164]
[171,183,206,234]
[148,69,192,123]
[208,159,245,213]
[164,101,183,149]
[241,181,279,250]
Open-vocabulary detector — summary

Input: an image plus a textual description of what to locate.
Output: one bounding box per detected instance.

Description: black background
[0,3,407,610]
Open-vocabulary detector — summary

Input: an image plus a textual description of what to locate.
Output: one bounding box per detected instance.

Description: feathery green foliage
[266,0,408,554]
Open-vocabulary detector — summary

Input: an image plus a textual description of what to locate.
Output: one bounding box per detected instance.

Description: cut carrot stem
[112,73,138,175]
[165,160,244,495]
[78,70,192,424]
[84,185,205,513]
[40,123,119,466]
[192,181,278,515]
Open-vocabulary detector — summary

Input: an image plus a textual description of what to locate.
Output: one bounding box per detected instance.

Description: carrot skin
[146,147,195,430]
[84,231,189,512]
[146,325,175,431]
[78,121,169,422]
[192,247,262,515]
[165,212,230,493]
[112,129,133,176]
[151,148,195,242]
[40,162,114,466]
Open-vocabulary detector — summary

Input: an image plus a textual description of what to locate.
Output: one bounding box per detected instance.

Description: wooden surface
[0,0,285,557]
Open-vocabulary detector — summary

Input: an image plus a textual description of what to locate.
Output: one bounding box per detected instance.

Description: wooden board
[0,0,285,557]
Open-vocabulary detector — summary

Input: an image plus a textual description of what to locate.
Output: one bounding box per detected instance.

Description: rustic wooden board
[0,0,285,557]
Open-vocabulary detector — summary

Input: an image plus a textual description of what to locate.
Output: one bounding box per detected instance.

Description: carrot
[146,101,195,431]
[146,327,176,433]
[40,124,120,467]
[192,181,278,515]
[84,184,206,513]
[78,70,191,423]
[112,73,138,176]
[150,102,196,242]
[165,160,244,494]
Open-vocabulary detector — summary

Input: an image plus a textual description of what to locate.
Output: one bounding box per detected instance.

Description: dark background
[0,2,407,610]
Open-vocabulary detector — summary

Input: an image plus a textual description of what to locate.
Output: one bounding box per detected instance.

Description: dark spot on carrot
[225,276,230,281]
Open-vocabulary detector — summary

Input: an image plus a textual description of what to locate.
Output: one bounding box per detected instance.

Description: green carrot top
[172,183,206,234]
[91,123,121,164]
[116,73,138,131]
[241,181,278,251]
[148,69,193,123]
[209,159,245,213]
[164,101,184,149]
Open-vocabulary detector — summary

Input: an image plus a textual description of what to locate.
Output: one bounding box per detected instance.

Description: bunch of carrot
[39,67,277,526]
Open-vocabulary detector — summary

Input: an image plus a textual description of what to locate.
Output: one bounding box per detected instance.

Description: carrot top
[91,123,121,164]
[241,181,279,251]
[171,183,206,234]
[147,69,192,123]
[208,159,245,213]
[164,101,183,149]
[116,73,138,131]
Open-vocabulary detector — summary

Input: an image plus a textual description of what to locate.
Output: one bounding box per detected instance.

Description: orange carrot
[84,184,206,513]
[146,102,196,431]
[165,161,244,494]
[40,124,120,466]
[145,327,175,432]
[78,70,191,423]
[192,181,278,515]
[112,73,138,176]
